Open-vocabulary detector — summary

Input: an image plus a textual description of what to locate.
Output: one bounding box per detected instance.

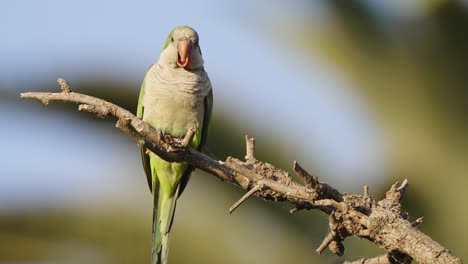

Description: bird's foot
[163,134,173,144]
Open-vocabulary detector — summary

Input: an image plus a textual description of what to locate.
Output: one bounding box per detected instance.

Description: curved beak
[177,40,191,68]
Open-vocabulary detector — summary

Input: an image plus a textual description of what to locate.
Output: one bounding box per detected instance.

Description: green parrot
[137,25,213,264]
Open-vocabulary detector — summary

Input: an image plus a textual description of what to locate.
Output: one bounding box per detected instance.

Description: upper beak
[177,40,191,68]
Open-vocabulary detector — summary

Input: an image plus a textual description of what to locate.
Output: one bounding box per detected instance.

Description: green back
[163,29,174,49]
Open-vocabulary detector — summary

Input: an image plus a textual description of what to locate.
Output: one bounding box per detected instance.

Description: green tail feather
[152,184,179,264]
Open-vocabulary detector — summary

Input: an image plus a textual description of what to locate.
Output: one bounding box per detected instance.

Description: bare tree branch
[344,251,413,264]
[20,79,463,264]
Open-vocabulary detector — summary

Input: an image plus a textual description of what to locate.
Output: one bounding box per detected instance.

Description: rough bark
[20,79,463,264]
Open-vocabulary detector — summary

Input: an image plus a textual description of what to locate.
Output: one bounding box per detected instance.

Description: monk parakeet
[137,26,213,264]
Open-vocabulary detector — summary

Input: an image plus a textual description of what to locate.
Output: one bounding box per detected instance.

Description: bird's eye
[171,37,174,42]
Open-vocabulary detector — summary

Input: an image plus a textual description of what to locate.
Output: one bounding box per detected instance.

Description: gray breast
[142,64,210,137]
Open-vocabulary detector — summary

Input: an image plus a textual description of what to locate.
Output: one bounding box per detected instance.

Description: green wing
[177,86,213,196]
[200,87,213,150]
[137,74,146,120]
[137,74,154,191]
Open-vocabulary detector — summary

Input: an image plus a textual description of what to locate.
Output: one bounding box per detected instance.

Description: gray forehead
[172,26,198,40]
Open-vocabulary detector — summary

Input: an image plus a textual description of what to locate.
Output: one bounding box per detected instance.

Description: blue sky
[1,0,387,207]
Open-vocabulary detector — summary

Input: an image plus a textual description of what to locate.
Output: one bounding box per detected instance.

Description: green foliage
[274,0,468,259]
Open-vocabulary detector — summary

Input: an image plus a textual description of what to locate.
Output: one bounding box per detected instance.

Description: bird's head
[158,26,204,71]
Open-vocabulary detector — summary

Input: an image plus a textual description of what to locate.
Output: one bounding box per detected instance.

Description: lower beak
[177,40,191,68]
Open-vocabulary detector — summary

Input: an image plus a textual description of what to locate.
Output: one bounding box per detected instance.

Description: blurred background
[1,0,467,263]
